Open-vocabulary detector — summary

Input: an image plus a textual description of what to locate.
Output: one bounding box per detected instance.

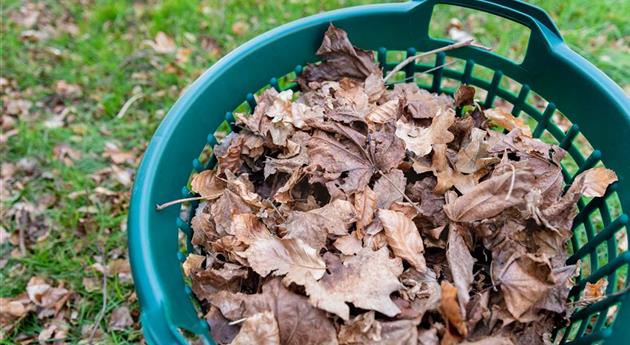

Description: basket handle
[410,0,564,66]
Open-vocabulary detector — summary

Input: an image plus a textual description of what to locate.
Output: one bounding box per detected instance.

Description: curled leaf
[378,209,427,272]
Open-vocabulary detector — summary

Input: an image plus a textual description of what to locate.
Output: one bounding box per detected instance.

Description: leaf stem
[377,169,422,214]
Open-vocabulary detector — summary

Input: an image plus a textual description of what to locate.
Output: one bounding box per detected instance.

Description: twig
[504,163,516,201]
[88,246,108,344]
[385,60,458,86]
[18,223,26,256]
[377,169,422,214]
[269,201,287,222]
[384,39,478,82]
[116,93,144,119]
[568,287,630,309]
[228,317,248,326]
[155,196,209,211]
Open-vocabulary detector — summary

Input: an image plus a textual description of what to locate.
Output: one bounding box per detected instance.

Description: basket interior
[174,48,628,344]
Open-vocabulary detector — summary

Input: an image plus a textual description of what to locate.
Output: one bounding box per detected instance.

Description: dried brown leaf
[211,279,338,345]
[206,306,240,344]
[367,99,399,124]
[484,108,532,137]
[230,311,280,345]
[444,170,535,222]
[243,236,325,286]
[373,169,407,209]
[354,187,378,234]
[378,209,427,272]
[395,110,455,157]
[305,247,403,320]
[215,132,244,174]
[447,224,474,309]
[182,254,205,277]
[454,85,475,108]
[299,24,380,87]
[333,233,363,255]
[284,199,356,250]
[210,190,252,236]
[439,281,467,337]
[492,252,555,320]
[307,130,372,195]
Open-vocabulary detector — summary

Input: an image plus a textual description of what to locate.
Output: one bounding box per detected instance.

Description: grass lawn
[1,0,628,343]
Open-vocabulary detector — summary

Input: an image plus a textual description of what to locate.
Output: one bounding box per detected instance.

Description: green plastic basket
[128,0,630,344]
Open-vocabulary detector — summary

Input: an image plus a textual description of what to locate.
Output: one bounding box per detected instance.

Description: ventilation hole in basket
[474,87,488,105]
[561,153,579,178]
[428,4,531,63]
[180,201,193,220]
[583,312,601,336]
[580,256,593,278]
[526,90,549,113]
[255,84,272,96]
[292,90,302,101]
[553,327,566,344]
[539,129,560,146]
[606,193,623,222]
[574,223,589,247]
[567,239,575,256]
[386,50,405,64]
[605,304,620,328]
[499,75,522,98]
[573,132,595,158]
[596,242,609,270]
[178,230,190,254]
[278,71,298,90]
[565,319,582,342]
[616,226,628,257]
[234,100,252,114]
[197,144,214,167]
[214,120,231,143]
[388,71,407,84]
[444,55,466,73]
[412,52,435,68]
[441,77,460,94]
[414,72,433,89]
[552,110,573,133]
[488,97,510,115]
[471,64,494,84]
[589,208,605,233]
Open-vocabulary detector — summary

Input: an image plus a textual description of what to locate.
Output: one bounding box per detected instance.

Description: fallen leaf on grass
[109,306,134,331]
[147,32,176,54]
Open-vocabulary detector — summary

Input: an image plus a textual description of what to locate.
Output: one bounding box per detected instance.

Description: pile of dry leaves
[181,25,617,345]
